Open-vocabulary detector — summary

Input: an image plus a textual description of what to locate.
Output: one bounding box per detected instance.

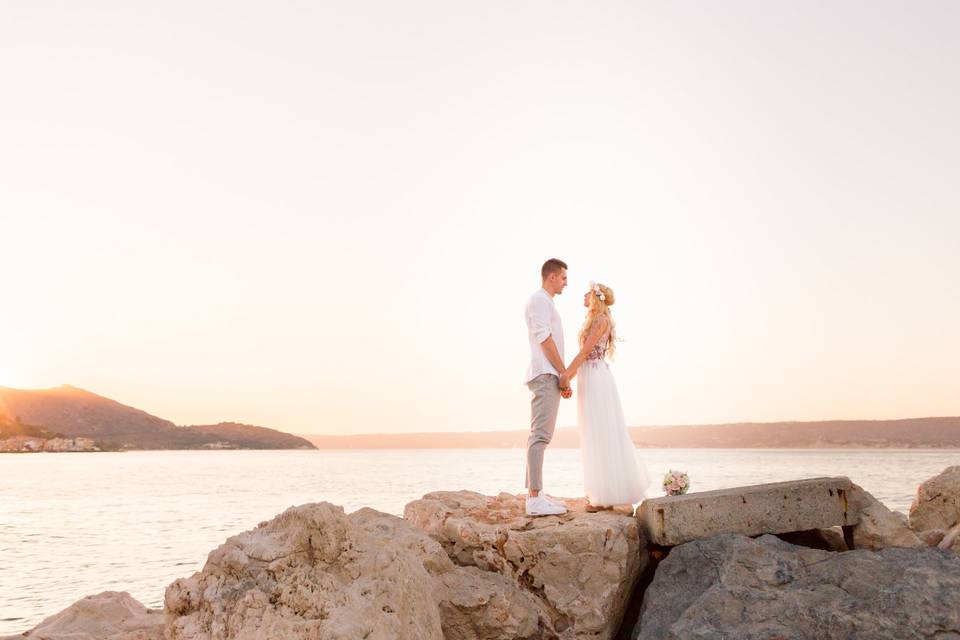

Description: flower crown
[589,281,606,302]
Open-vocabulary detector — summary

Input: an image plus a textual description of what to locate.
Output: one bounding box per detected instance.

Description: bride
[559,282,651,509]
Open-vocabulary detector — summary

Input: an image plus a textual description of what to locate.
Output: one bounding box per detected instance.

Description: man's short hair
[541,258,568,280]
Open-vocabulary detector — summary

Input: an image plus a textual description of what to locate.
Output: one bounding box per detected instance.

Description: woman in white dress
[559,282,651,509]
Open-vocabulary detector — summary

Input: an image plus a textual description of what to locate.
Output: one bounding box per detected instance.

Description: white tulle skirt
[577,360,651,506]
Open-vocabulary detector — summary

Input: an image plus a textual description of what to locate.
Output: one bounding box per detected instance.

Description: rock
[636,477,858,546]
[910,465,960,532]
[404,491,644,640]
[0,591,164,640]
[634,533,960,640]
[165,502,443,640]
[433,565,543,639]
[349,506,546,640]
[917,528,946,546]
[349,506,455,575]
[849,485,924,550]
[939,522,960,555]
[775,526,848,551]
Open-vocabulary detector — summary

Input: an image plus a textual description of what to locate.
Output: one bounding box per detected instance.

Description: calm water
[1,448,958,634]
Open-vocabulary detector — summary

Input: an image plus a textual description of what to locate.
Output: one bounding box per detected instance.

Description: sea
[1,447,958,634]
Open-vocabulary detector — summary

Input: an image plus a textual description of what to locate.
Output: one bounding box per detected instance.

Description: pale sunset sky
[1,1,957,435]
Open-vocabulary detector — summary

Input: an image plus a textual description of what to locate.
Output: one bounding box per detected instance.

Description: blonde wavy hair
[579,283,617,359]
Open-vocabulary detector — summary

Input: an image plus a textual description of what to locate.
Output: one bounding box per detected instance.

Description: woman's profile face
[583,291,591,308]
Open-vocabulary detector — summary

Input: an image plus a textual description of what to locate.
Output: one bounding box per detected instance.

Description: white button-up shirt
[525,288,565,383]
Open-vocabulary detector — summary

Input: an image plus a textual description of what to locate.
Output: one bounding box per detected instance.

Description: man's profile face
[552,268,568,294]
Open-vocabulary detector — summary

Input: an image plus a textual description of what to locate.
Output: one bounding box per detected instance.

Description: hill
[0,414,66,440]
[629,417,960,448]
[0,385,315,451]
[185,422,317,449]
[299,417,960,449]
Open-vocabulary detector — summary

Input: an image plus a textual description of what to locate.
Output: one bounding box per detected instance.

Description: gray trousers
[525,373,562,491]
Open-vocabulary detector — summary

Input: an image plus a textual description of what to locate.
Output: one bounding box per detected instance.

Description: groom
[524,258,570,517]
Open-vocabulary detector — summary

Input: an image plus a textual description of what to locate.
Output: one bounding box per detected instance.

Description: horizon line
[294,415,960,438]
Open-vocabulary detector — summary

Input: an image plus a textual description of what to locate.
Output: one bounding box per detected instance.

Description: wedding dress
[577,333,651,506]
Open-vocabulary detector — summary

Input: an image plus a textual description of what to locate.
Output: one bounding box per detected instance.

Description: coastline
[5,445,960,454]
[4,467,959,639]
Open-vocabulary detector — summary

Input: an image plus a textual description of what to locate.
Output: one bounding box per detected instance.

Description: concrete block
[637,477,859,546]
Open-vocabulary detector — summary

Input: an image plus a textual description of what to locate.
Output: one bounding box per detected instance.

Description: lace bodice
[585,334,609,365]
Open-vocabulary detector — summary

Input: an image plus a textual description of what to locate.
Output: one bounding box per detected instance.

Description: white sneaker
[543,494,566,507]
[526,495,567,516]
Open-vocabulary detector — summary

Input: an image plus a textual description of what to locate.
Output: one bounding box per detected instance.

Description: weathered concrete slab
[637,477,859,546]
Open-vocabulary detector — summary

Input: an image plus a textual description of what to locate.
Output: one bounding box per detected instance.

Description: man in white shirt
[524,258,570,516]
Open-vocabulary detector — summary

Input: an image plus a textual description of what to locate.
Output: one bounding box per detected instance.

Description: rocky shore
[5,466,960,640]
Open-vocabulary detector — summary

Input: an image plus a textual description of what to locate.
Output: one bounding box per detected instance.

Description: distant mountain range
[0,385,315,451]
[4,384,956,451]
[300,417,960,449]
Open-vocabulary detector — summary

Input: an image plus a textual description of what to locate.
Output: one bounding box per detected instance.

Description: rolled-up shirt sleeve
[528,296,553,344]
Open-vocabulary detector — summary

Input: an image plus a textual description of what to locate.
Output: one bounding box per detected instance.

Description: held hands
[558,370,573,398]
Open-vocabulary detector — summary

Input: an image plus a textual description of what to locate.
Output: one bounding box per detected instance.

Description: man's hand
[558,371,572,399]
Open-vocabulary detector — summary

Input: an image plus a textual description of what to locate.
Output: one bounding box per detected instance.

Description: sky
[1,1,958,435]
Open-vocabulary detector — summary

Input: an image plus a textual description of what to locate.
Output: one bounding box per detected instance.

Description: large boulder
[349,506,546,640]
[404,491,644,640]
[849,484,924,550]
[0,591,164,640]
[633,533,960,640]
[910,466,960,533]
[164,502,443,640]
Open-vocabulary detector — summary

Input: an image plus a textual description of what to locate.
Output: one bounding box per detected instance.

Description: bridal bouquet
[663,469,689,496]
